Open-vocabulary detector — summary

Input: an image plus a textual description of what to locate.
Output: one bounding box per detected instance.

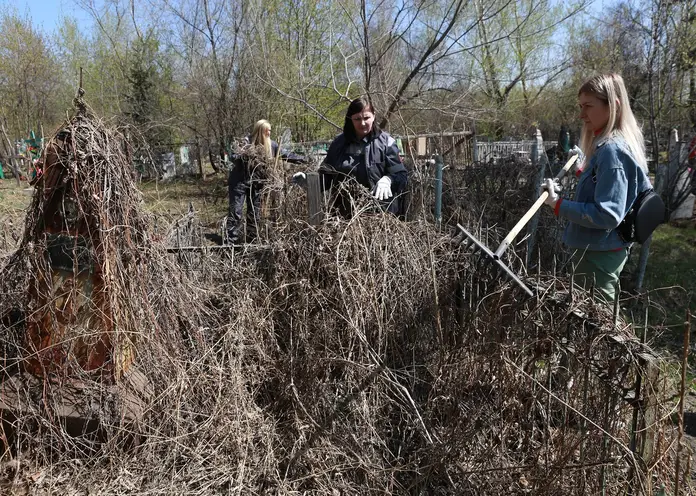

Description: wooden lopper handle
[493,154,578,258]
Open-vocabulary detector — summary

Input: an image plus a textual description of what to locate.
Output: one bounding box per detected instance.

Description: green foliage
[0,9,61,137]
[125,33,175,149]
[565,0,696,136]
[0,0,693,151]
[244,0,348,140]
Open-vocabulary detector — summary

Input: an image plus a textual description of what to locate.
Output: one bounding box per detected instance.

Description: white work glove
[373,176,393,201]
[569,145,585,172]
[541,178,561,207]
[292,172,307,187]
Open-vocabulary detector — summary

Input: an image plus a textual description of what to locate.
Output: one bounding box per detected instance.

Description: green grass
[618,221,696,415]
[635,222,696,325]
[0,180,33,222]
[618,220,696,378]
[0,174,230,237]
[138,176,229,230]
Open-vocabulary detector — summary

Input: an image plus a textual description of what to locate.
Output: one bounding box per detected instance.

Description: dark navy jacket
[321,130,407,192]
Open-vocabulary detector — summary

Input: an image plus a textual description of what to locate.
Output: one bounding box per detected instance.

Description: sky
[0,0,93,34]
[5,0,611,37]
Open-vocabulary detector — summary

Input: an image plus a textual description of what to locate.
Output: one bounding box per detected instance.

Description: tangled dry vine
[0,105,684,494]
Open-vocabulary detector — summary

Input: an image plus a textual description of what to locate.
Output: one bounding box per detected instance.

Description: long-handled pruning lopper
[454,154,579,298]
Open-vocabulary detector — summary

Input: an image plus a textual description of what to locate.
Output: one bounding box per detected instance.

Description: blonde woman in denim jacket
[543,74,653,302]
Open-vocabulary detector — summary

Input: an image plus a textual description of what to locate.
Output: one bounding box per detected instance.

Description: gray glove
[373,176,393,200]
[569,145,585,172]
[541,178,561,207]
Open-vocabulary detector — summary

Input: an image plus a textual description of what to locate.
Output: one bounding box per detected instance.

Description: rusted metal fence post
[525,128,545,267]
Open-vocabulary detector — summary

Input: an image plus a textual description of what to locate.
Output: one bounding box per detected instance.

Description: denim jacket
[558,135,653,251]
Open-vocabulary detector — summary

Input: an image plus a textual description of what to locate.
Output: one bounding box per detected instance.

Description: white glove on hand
[541,178,561,207]
[569,145,585,172]
[292,172,307,187]
[373,176,393,201]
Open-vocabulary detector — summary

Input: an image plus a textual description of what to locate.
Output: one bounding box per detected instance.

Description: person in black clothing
[294,96,408,217]
[226,119,278,244]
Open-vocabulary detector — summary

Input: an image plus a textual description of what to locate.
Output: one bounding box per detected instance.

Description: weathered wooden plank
[0,368,150,451]
[165,244,271,252]
[306,172,324,226]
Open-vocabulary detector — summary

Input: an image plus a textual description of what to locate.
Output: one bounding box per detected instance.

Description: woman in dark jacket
[295,97,408,216]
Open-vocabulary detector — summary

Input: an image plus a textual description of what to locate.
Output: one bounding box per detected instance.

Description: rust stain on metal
[24,129,134,382]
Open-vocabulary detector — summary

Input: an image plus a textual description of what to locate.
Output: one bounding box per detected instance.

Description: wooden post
[13,156,22,186]
[472,134,479,162]
[196,138,205,181]
[0,120,20,186]
[640,358,660,478]
[628,304,649,494]
[208,146,217,174]
[666,129,680,217]
[306,172,323,226]
[675,313,691,496]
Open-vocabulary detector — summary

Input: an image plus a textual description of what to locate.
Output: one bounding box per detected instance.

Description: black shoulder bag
[617,188,666,243]
[591,167,666,244]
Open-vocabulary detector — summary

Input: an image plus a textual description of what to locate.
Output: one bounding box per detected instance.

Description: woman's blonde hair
[578,73,647,172]
[251,119,272,159]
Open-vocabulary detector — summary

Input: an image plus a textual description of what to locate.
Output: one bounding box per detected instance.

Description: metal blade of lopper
[454,224,534,299]
[455,224,495,259]
[491,257,534,298]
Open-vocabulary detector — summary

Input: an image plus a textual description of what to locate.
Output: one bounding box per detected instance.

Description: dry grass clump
[0,107,679,494]
[205,212,669,495]
[0,203,677,494]
[0,99,209,368]
[0,102,261,491]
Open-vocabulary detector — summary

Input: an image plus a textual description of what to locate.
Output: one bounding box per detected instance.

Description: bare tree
[161,0,249,169]
[244,0,353,140]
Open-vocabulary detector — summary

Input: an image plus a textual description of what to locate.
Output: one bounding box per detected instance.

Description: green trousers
[571,248,628,303]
